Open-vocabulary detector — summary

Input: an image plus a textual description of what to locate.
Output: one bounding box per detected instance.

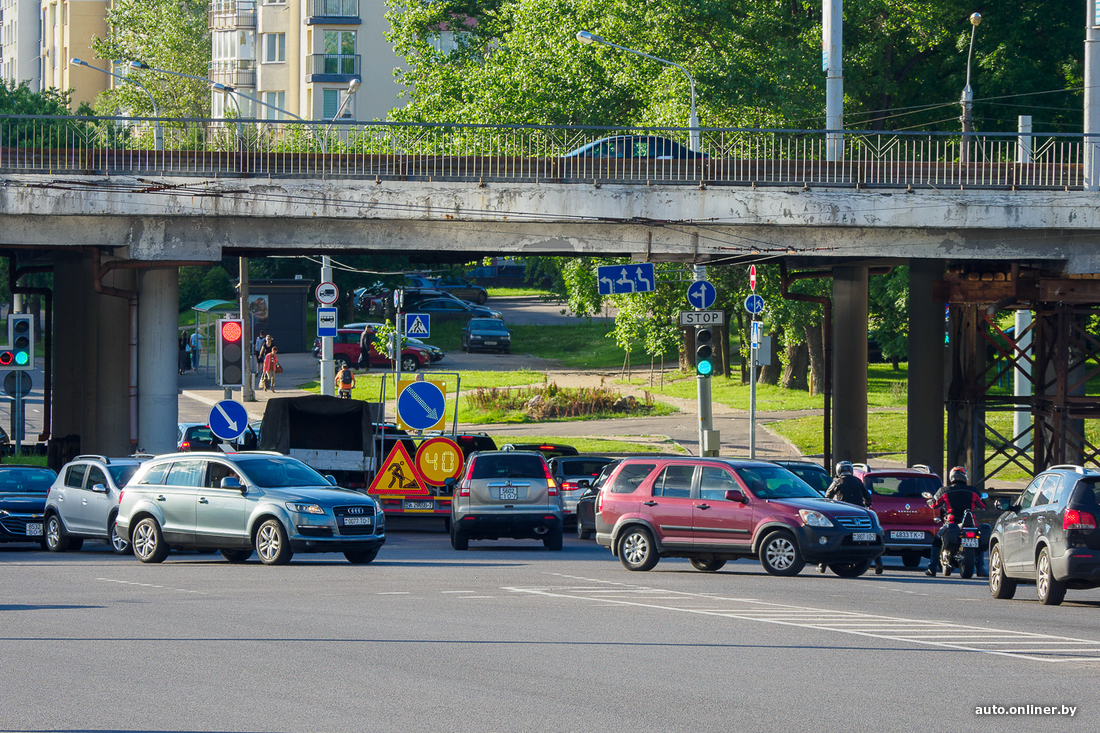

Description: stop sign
[749,264,757,291]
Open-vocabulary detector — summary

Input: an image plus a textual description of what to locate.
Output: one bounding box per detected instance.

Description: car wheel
[988,543,1017,600]
[690,557,727,572]
[345,548,379,564]
[758,530,805,576]
[617,526,659,571]
[543,527,563,551]
[476,292,487,305]
[829,560,872,578]
[901,553,922,568]
[577,521,593,540]
[44,514,71,552]
[132,518,169,564]
[255,519,293,565]
[109,516,131,555]
[960,548,976,579]
[450,526,469,551]
[504,348,511,354]
[401,355,418,372]
[221,549,252,563]
[462,341,469,353]
[1036,546,1066,606]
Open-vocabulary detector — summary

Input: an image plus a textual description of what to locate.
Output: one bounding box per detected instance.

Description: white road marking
[441,590,477,594]
[506,573,1100,664]
[376,592,410,595]
[97,578,206,595]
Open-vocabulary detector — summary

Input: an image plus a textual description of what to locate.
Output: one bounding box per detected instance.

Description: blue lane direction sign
[751,320,762,348]
[317,307,338,337]
[209,400,249,441]
[397,380,447,432]
[744,294,765,315]
[405,313,430,338]
[687,280,717,309]
[597,263,655,295]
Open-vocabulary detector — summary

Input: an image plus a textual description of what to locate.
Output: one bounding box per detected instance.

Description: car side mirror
[994,498,1012,511]
[577,479,591,489]
[725,489,746,503]
[220,477,243,491]
[980,492,989,499]
[444,477,457,495]
[325,475,338,486]
[91,483,108,494]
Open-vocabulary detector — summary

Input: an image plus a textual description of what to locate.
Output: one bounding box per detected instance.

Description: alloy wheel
[257,524,281,562]
[766,537,797,570]
[133,522,156,559]
[622,531,650,566]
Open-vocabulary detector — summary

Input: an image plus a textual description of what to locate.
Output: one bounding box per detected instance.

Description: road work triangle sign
[368,442,429,496]
[407,315,429,336]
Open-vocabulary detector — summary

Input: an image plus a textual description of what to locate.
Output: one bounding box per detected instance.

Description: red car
[326,328,434,372]
[852,463,943,568]
[595,457,884,576]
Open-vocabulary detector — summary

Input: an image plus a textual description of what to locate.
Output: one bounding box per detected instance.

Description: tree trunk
[736,311,747,383]
[781,342,809,390]
[680,326,693,372]
[805,322,825,396]
[759,327,783,385]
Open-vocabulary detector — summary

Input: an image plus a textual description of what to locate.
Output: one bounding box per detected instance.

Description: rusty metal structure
[937,267,1100,488]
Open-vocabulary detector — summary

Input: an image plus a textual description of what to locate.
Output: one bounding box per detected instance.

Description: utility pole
[240,257,255,402]
[1086,1,1100,192]
[320,255,335,396]
[960,12,982,164]
[823,0,844,162]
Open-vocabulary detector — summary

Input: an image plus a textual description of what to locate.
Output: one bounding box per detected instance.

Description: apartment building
[1,0,39,90]
[209,0,402,121]
[37,0,108,108]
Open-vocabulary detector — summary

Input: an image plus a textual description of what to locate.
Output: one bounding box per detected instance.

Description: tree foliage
[90,0,212,118]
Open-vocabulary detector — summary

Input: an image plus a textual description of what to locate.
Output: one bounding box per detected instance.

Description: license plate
[25,523,42,536]
[484,341,498,346]
[891,530,925,540]
[403,501,434,510]
[851,532,877,542]
[961,537,979,548]
[343,517,372,526]
[499,487,518,500]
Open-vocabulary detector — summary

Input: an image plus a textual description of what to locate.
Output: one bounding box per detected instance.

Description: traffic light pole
[693,264,719,457]
[749,328,757,459]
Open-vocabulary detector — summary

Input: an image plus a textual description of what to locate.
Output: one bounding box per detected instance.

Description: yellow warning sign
[367,442,428,496]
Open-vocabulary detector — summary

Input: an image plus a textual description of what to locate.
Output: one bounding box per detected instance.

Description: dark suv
[988,465,1100,605]
[596,457,884,576]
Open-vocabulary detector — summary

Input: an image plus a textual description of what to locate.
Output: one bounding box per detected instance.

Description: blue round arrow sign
[397,381,446,431]
[744,294,765,315]
[209,400,249,441]
[687,281,717,310]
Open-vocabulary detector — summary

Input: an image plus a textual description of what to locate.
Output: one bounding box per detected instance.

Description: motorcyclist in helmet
[926,466,987,577]
[819,461,881,574]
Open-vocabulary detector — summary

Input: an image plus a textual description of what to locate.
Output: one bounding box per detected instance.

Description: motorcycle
[936,509,982,578]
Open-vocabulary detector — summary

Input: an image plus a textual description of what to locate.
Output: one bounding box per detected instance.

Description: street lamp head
[347,78,361,94]
[129,60,151,70]
[576,30,604,46]
[70,58,87,67]
[969,12,981,26]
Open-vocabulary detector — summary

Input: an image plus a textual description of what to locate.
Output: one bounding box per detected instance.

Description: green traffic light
[697,359,713,377]
[14,351,28,365]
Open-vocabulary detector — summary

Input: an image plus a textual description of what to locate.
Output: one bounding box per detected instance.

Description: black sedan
[576,459,621,540]
[0,465,58,547]
[409,298,502,322]
[462,318,511,354]
[435,277,488,305]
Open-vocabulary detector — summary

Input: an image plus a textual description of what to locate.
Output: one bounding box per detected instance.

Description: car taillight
[181,441,191,451]
[964,530,977,539]
[458,457,475,497]
[596,491,604,513]
[542,460,558,496]
[118,490,124,504]
[1064,508,1098,530]
[562,481,578,491]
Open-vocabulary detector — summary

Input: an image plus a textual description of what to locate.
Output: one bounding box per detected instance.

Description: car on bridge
[0,465,57,548]
[564,135,708,159]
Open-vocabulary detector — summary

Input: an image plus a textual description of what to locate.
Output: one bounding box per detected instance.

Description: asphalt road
[2,528,1096,733]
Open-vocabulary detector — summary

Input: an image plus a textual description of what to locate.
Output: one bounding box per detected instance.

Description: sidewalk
[177,352,318,422]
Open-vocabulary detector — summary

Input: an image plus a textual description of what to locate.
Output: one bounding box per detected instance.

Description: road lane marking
[96,578,206,595]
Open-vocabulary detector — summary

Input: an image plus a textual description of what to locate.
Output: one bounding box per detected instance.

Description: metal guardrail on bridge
[0,116,1085,190]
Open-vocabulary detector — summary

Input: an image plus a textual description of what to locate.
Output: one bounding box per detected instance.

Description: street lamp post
[576,30,699,152]
[70,59,162,150]
[960,12,982,163]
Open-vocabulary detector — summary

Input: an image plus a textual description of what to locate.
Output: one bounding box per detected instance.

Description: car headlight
[0,510,8,518]
[287,502,325,515]
[799,509,834,527]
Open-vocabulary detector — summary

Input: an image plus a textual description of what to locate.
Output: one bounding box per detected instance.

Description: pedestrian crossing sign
[405,313,430,338]
[367,442,428,496]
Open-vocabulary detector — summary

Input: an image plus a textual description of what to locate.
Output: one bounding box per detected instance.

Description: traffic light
[695,325,714,377]
[3,314,34,371]
[217,319,244,387]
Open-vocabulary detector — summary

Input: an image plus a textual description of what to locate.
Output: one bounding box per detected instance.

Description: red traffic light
[221,321,242,342]
[0,351,12,366]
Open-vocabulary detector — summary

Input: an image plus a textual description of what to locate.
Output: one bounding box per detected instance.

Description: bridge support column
[138,267,179,454]
[51,252,134,458]
[906,260,945,476]
[832,265,868,464]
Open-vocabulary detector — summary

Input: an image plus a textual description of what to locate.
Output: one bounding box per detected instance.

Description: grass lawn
[487,287,557,298]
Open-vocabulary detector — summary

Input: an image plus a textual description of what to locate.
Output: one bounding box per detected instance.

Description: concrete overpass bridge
[2,116,1098,482]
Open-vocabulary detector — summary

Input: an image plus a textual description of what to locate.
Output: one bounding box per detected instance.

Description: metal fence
[0,115,1086,189]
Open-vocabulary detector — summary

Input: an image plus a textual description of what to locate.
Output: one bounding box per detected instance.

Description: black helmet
[949,466,968,484]
[835,461,853,477]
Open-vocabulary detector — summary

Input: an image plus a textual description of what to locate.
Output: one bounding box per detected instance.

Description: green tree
[869,266,909,368]
[90,0,212,118]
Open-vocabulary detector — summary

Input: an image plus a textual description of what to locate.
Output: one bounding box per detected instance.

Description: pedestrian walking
[358,324,373,371]
[189,330,204,370]
[261,346,281,392]
[178,334,189,375]
[254,330,266,361]
[258,334,274,368]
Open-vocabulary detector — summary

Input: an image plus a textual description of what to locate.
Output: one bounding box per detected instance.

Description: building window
[323,29,355,57]
[322,88,341,120]
[263,91,285,120]
[264,33,285,62]
[263,0,286,4]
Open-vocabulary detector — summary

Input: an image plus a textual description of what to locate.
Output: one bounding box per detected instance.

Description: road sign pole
[693,266,714,456]
[13,371,22,456]
[320,256,335,396]
[749,322,757,460]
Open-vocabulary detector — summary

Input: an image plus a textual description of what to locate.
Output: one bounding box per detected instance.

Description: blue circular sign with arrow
[209,400,249,441]
[687,280,717,310]
[744,294,765,315]
[397,381,447,432]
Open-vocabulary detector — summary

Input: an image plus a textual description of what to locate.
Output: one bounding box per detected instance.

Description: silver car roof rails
[74,454,110,464]
[1049,464,1087,474]
[911,464,932,473]
[850,462,870,472]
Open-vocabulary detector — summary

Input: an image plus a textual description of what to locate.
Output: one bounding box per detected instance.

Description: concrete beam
[907,260,946,476]
[832,266,869,464]
[138,267,179,454]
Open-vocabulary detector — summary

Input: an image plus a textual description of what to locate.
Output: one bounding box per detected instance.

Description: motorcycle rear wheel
[960,548,975,579]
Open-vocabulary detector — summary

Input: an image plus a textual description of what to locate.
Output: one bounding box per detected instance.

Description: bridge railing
[0,115,1085,189]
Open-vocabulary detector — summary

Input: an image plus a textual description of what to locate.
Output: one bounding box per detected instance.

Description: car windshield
[471,454,547,480]
[560,459,612,477]
[235,456,330,488]
[783,466,830,494]
[469,319,507,332]
[732,466,819,499]
[0,467,57,493]
[108,465,140,487]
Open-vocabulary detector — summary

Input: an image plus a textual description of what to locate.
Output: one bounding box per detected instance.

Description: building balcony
[306,53,360,82]
[306,0,361,24]
[209,59,256,89]
[209,0,257,30]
